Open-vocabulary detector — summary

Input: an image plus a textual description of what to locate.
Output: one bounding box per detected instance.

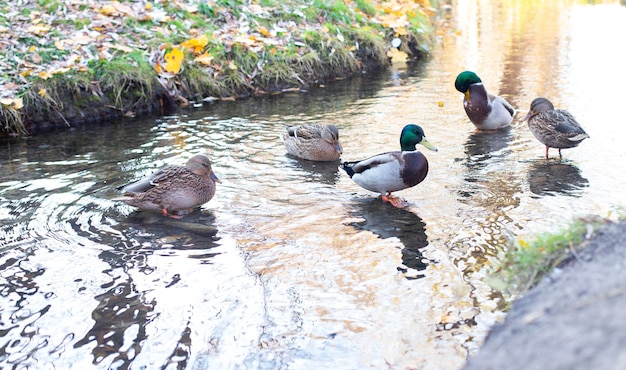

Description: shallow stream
[1,1,626,369]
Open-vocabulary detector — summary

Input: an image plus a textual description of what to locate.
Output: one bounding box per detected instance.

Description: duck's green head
[400,124,438,152]
[454,71,482,94]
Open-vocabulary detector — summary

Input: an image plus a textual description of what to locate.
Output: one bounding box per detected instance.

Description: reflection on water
[1,1,626,369]
[527,160,589,197]
[73,280,155,367]
[346,199,430,280]
[458,129,514,199]
[284,156,341,185]
[464,129,513,160]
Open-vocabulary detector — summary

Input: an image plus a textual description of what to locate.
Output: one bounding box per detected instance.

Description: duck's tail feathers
[568,133,590,141]
[339,162,355,177]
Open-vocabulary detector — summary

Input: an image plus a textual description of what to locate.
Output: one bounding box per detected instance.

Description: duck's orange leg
[161,208,184,219]
[382,194,409,208]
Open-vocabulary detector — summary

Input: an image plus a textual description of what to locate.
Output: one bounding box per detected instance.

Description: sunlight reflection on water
[1,1,626,369]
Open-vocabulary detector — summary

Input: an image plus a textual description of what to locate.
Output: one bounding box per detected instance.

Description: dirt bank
[463,220,626,370]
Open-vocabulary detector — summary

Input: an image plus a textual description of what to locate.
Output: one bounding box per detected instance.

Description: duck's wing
[285,124,322,140]
[345,152,399,174]
[118,166,185,194]
[490,94,516,117]
[550,110,588,136]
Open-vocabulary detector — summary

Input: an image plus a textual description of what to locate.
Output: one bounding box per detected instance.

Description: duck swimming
[340,124,437,208]
[282,123,343,161]
[116,154,220,218]
[522,97,590,159]
[455,71,515,131]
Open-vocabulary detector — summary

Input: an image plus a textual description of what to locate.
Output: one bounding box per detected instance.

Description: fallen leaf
[195,52,214,66]
[100,4,117,16]
[27,24,50,35]
[0,98,24,109]
[181,35,209,54]
[164,47,184,74]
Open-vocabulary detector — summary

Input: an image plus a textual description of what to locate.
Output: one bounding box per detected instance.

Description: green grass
[0,0,437,136]
[489,217,609,294]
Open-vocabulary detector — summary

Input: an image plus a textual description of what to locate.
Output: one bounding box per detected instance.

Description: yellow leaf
[38,88,47,98]
[29,46,36,52]
[181,35,208,54]
[27,24,50,35]
[53,67,70,75]
[257,26,271,37]
[395,26,409,36]
[145,3,153,10]
[164,47,184,74]
[100,4,116,16]
[13,98,24,110]
[195,52,213,66]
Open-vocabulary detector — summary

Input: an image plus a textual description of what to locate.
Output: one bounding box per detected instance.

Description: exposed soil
[463,220,626,370]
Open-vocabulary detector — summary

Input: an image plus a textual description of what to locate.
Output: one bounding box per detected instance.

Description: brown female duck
[522,97,590,159]
[116,154,220,217]
[282,123,343,161]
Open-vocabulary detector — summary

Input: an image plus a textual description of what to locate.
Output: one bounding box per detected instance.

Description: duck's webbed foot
[161,208,185,219]
[381,194,409,208]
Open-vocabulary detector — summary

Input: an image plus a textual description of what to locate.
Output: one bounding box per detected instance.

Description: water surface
[1,1,626,369]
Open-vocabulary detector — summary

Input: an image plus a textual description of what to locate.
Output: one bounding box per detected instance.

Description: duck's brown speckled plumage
[117,154,220,216]
[282,124,343,161]
[522,97,590,159]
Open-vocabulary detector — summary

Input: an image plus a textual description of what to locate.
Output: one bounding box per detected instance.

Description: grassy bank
[489,216,614,296]
[0,0,438,136]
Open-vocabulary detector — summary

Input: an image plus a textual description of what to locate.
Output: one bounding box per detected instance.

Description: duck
[454,71,515,131]
[340,124,437,208]
[522,97,590,159]
[282,123,343,161]
[116,154,221,218]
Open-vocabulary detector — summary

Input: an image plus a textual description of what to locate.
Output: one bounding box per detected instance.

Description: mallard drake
[455,71,515,131]
[522,97,590,159]
[282,123,343,161]
[340,124,437,208]
[116,154,220,218]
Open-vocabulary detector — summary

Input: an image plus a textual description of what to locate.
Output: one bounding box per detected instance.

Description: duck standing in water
[522,97,590,159]
[116,154,220,218]
[340,124,437,208]
[282,123,343,161]
[454,71,515,131]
